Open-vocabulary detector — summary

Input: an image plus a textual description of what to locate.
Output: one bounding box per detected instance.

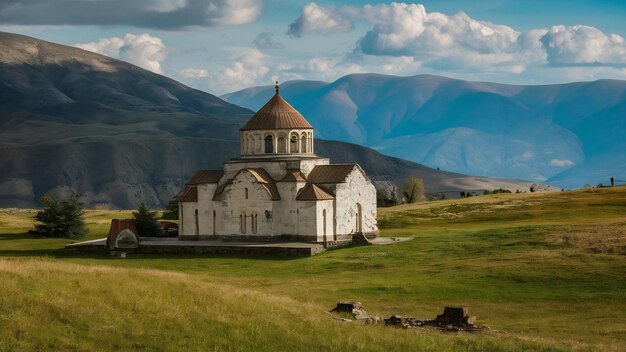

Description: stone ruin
[330,301,380,324]
[331,302,487,332]
[385,306,486,332]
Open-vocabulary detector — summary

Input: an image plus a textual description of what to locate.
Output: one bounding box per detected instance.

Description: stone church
[178,84,378,245]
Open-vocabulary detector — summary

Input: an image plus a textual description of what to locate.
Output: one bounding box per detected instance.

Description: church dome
[240,84,313,131]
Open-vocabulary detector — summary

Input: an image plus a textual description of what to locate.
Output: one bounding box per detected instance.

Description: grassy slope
[1,187,625,351]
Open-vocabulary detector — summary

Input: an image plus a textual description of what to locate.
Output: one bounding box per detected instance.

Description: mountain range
[223,75,626,189]
[0,31,543,209]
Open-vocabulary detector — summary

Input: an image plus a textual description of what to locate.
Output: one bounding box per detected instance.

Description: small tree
[161,197,179,220]
[402,177,425,203]
[132,202,164,237]
[34,194,87,238]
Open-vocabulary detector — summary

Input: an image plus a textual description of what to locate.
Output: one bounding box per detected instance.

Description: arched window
[248,135,254,154]
[277,135,287,153]
[245,188,248,199]
[212,210,216,235]
[194,209,199,236]
[322,209,327,237]
[251,212,258,234]
[264,135,273,153]
[290,134,299,153]
[240,212,246,234]
[301,133,308,153]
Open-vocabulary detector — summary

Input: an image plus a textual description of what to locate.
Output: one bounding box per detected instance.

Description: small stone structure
[330,302,380,324]
[330,302,486,332]
[384,306,484,332]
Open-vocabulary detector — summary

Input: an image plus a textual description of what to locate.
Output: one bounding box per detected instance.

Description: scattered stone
[330,302,380,324]
[384,306,487,332]
[331,301,363,313]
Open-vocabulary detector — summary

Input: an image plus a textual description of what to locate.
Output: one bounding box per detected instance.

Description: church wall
[218,171,275,236]
[334,169,379,236]
[315,200,334,242]
[179,202,198,238]
[274,182,306,235]
[296,200,318,238]
[197,184,218,236]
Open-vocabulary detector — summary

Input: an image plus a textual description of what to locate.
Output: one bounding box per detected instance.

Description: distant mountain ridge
[0,31,544,208]
[223,75,626,188]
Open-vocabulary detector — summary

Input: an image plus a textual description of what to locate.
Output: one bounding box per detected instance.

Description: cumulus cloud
[75,33,167,73]
[288,2,353,37]
[0,0,262,29]
[353,3,547,73]
[542,25,626,67]
[550,159,575,167]
[253,32,284,50]
[210,48,270,93]
[179,68,209,79]
[289,2,626,74]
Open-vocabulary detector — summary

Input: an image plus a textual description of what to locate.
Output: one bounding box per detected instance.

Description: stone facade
[178,86,378,245]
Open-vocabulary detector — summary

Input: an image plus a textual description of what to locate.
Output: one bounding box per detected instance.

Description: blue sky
[2,0,626,94]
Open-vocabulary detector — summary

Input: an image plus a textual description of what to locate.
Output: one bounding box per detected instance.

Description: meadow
[0,187,625,351]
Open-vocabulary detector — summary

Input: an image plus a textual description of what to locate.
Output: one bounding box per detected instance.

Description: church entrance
[356,203,362,233]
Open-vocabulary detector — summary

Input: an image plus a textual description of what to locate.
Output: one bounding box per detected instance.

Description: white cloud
[289,2,626,75]
[352,3,546,73]
[75,33,167,73]
[212,0,263,26]
[0,0,262,29]
[542,25,626,66]
[288,2,353,37]
[550,159,575,167]
[210,48,270,93]
[179,68,209,79]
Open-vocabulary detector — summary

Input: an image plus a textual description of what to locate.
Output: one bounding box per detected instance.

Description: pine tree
[161,197,179,220]
[34,194,87,238]
[132,202,164,237]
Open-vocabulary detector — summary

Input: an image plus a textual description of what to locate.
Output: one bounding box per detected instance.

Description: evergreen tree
[161,197,179,220]
[132,202,164,237]
[34,194,87,238]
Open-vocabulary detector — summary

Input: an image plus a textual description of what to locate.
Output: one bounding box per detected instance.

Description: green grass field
[1,187,625,351]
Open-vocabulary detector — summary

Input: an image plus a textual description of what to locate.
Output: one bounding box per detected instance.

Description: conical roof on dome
[241,92,313,131]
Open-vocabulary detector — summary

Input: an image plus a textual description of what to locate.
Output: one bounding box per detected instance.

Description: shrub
[33,194,87,238]
[402,177,425,203]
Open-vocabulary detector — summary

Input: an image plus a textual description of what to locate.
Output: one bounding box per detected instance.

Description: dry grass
[0,259,571,352]
[1,187,625,351]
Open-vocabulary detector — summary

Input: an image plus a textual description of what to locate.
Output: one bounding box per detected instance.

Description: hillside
[0,32,543,208]
[223,75,626,188]
[1,186,625,351]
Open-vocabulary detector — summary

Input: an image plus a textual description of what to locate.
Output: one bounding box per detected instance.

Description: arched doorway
[356,203,362,233]
[212,210,216,235]
[322,209,327,242]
